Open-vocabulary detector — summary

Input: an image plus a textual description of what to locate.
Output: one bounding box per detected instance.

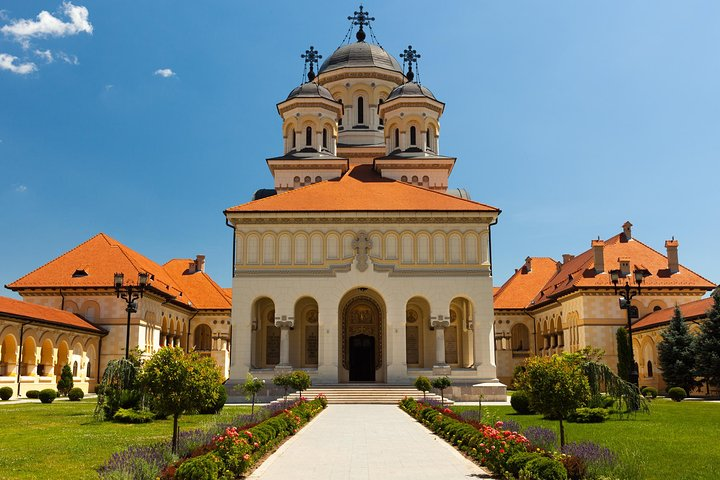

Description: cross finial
[351,231,373,272]
[301,46,322,82]
[348,5,375,42]
[400,45,421,82]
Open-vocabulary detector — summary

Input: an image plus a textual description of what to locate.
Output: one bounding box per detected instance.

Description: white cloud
[15,185,28,193]
[154,68,175,78]
[0,10,9,21]
[104,84,113,91]
[34,49,54,62]
[1,2,93,47]
[57,51,78,65]
[0,53,36,74]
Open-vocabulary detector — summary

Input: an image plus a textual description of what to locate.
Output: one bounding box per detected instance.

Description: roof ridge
[225,176,332,212]
[631,237,716,286]
[6,232,108,289]
[388,175,500,211]
[200,271,233,306]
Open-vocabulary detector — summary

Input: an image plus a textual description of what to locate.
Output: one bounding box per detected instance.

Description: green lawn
[0,400,251,480]
[455,399,720,480]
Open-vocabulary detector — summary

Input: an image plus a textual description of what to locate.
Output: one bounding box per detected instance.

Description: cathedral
[224,7,505,399]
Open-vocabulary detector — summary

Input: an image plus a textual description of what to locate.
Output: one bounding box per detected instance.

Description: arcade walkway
[247,404,492,480]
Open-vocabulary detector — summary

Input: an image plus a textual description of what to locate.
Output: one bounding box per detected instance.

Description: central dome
[319,42,403,74]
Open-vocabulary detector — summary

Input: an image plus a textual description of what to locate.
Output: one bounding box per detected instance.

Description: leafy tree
[141,347,222,453]
[516,355,590,447]
[616,327,631,382]
[288,370,311,398]
[658,306,699,393]
[272,373,291,401]
[696,290,720,389]
[431,376,452,407]
[414,376,432,400]
[94,356,142,420]
[238,373,265,415]
[57,364,74,396]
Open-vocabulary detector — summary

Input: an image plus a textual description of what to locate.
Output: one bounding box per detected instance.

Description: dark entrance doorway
[349,334,375,381]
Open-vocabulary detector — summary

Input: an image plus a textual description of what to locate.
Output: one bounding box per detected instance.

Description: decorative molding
[230,216,497,225]
[352,231,373,272]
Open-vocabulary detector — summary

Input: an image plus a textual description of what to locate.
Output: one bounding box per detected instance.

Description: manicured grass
[455,399,720,480]
[0,400,251,480]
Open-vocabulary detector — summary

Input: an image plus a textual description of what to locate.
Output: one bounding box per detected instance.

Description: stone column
[274,317,294,374]
[386,298,407,383]
[431,316,451,375]
[472,290,497,380]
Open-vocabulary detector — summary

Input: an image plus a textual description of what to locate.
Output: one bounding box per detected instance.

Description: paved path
[248,404,492,480]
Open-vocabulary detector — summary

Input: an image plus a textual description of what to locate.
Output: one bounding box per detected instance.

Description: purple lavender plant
[562,441,617,467]
[523,425,557,451]
[459,410,480,422]
[499,419,522,433]
[98,443,173,480]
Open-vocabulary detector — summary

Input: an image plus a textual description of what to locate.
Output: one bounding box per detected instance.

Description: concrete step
[270,385,454,405]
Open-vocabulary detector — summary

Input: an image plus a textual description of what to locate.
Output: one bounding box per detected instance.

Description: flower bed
[399,397,530,475]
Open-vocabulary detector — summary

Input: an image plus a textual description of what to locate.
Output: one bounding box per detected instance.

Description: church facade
[225,9,505,399]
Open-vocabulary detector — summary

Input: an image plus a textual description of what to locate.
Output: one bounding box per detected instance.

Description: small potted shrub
[25,390,40,399]
[39,389,57,404]
[68,387,84,401]
[0,387,13,401]
[668,387,687,402]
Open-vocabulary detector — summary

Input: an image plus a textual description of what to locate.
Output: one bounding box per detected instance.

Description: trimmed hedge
[668,387,687,402]
[113,408,155,424]
[25,390,40,399]
[39,389,57,404]
[68,387,84,401]
[567,407,609,423]
[523,455,568,480]
[641,386,658,399]
[510,390,532,414]
[0,386,13,400]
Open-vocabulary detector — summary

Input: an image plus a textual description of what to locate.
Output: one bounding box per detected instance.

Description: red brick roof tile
[0,295,103,333]
[634,296,715,331]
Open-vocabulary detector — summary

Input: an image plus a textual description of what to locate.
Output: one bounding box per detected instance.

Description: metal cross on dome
[349,5,374,42]
[400,45,421,82]
[301,46,322,82]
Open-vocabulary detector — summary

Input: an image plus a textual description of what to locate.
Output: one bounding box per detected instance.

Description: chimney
[665,239,679,274]
[622,221,633,241]
[592,239,605,274]
[618,256,631,276]
[524,256,532,273]
[195,255,206,273]
[187,261,196,273]
[562,254,575,264]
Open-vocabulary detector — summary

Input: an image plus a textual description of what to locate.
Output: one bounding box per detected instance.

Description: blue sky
[1,1,718,297]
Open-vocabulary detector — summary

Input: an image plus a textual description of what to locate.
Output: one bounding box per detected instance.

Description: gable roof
[0,295,104,333]
[529,233,715,308]
[225,164,499,214]
[634,296,716,331]
[6,233,230,311]
[494,258,559,309]
[163,259,232,310]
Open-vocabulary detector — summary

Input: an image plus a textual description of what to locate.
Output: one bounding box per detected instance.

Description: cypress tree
[696,290,720,389]
[57,364,74,396]
[658,306,698,393]
[616,327,631,381]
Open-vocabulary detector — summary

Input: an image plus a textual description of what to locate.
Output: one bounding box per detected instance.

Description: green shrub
[176,453,220,480]
[642,386,658,398]
[561,455,587,480]
[113,408,155,424]
[288,370,312,396]
[522,455,568,480]
[0,386,13,400]
[507,452,541,476]
[568,407,609,423]
[39,389,57,404]
[414,376,432,398]
[25,390,40,399]
[668,387,687,402]
[510,390,532,414]
[68,387,84,401]
[57,364,73,396]
[200,386,227,414]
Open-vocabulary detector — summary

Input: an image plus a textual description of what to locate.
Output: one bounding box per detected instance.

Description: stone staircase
[276,384,453,405]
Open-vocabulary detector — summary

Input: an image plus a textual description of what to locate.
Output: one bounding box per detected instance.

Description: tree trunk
[251,393,255,416]
[559,418,565,448]
[172,413,180,454]
[441,389,444,407]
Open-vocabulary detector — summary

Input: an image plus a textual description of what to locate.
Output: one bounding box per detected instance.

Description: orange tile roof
[530,233,715,307]
[225,164,499,213]
[164,259,232,310]
[634,296,716,331]
[0,295,104,333]
[6,233,231,311]
[494,258,559,309]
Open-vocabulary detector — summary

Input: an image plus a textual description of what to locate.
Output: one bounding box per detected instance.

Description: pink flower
[243,454,250,461]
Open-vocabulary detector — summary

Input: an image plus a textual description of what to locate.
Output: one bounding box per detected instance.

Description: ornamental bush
[414,376,432,400]
[68,387,84,401]
[57,364,74,396]
[0,386,13,400]
[113,408,155,424]
[522,455,568,480]
[668,387,687,402]
[288,370,311,396]
[506,451,541,476]
[641,386,658,398]
[175,453,220,480]
[25,390,40,399]
[200,386,227,415]
[39,388,57,404]
[510,390,532,414]
[567,407,609,423]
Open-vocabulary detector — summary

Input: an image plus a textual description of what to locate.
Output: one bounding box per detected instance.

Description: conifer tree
[57,364,74,396]
[616,327,631,381]
[695,290,720,389]
[658,306,698,393]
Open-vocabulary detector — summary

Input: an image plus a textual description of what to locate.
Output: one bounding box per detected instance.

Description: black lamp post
[114,272,149,359]
[609,268,649,386]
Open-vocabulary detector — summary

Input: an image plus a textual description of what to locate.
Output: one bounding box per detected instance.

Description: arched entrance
[339,291,385,383]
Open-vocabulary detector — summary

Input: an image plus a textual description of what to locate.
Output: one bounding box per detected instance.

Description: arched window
[194,324,212,351]
[315,176,322,183]
[411,175,419,185]
[304,176,311,184]
[401,175,408,182]
[293,176,300,188]
[426,129,431,149]
[338,100,343,126]
[653,306,662,312]
[292,130,296,148]
[86,361,91,377]
[357,96,364,124]
[394,128,399,149]
[72,361,78,376]
[647,360,653,377]
[422,175,429,187]
[322,128,328,149]
[410,126,417,145]
[378,99,384,126]
[305,127,312,147]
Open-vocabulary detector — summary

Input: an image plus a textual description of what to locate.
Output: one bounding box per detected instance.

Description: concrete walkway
[248,404,492,480]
